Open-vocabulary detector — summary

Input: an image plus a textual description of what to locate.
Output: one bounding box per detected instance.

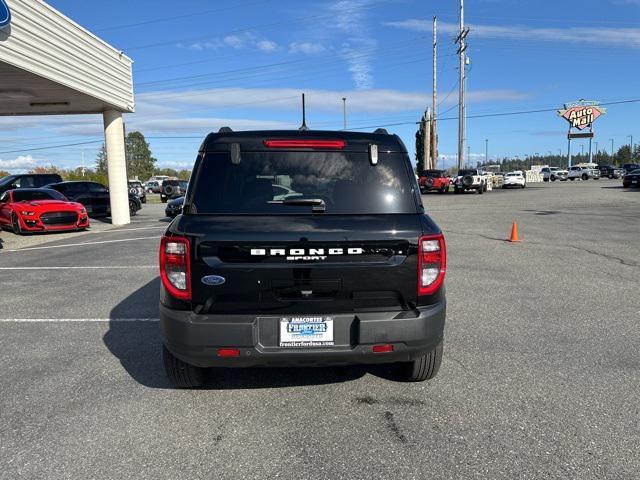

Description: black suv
[0,173,63,196]
[47,181,141,217]
[160,179,188,203]
[159,129,447,388]
[597,165,623,179]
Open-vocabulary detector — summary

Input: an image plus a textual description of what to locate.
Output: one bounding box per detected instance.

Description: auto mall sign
[558,100,606,130]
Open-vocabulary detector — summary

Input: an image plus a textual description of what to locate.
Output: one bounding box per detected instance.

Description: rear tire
[129,200,138,216]
[582,174,588,181]
[163,345,207,388]
[551,176,556,182]
[395,341,443,382]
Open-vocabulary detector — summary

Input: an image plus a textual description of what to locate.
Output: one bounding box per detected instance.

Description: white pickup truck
[453,169,487,194]
[541,167,568,182]
[568,166,599,181]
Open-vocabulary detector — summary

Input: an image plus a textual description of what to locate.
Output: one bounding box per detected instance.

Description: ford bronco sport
[159,129,447,388]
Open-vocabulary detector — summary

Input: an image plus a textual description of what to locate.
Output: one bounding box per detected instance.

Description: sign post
[558,100,606,168]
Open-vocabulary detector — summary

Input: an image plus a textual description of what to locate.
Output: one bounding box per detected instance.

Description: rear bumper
[160,301,446,367]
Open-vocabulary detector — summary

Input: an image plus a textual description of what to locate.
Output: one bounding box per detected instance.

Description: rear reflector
[417,234,446,296]
[263,139,345,149]
[217,348,240,358]
[372,344,394,353]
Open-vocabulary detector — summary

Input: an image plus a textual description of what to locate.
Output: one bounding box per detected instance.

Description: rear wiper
[277,198,326,212]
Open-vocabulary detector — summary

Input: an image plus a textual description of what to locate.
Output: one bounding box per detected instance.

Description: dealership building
[0,0,135,225]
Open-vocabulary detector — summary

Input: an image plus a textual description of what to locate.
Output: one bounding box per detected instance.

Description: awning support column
[103,109,130,226]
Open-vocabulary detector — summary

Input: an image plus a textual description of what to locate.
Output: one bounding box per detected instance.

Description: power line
[93,0,270,32]
[2,98,639,156]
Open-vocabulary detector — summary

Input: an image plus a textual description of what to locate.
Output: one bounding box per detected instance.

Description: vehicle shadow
[104,278,368,389]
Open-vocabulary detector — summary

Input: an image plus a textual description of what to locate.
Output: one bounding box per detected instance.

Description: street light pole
[342,97,347,130]
[628,135,634,161]
[485,139,488,165]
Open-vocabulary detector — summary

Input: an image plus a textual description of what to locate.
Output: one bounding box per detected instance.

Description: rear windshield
[458,169,477,176]
[190,151,416,214]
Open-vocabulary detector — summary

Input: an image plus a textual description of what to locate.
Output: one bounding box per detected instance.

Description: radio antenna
[299,93,309,131]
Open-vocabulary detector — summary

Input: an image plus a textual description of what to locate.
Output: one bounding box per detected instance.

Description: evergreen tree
[415,123,425,173]
[95,144,107,175]
[125,131,157,180]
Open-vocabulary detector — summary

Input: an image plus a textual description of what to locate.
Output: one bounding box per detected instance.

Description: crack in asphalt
[443,229,638,269]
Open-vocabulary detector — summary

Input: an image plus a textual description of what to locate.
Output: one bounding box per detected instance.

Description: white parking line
[0,318,159,322]
[4,236,159,253]
[90,225,166,234]
[0,266,157,270]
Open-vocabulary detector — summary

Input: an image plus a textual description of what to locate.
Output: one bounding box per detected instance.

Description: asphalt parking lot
[0,182,638,480]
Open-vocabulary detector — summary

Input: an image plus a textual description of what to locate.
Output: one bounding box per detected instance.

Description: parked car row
[0,173,143,235]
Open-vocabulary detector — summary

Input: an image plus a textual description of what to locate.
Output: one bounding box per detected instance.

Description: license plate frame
[279,316,334,347]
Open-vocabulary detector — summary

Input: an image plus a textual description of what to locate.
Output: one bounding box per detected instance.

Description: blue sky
[1,0,639,173]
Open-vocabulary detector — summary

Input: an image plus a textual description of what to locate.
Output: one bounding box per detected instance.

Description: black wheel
[484,183,488,192]
[551,176,556,182]
[454,187,461,194]
[608,174,613,179]
[163,345,207,388]
[570,178,575,181]
[129,200,138,216]
[395,341,443,382]
[522,183,526,188]
[161,197,168,203]
[477,185,484,194]
[11,213,23,235]
[439,186,448,194]
[582,174,588,181]
[543,178,549,182]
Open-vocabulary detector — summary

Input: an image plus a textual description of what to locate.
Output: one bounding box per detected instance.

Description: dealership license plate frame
[279,316,334,347]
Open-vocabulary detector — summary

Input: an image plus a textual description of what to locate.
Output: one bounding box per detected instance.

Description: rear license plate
[279,316,334,347]
[633,180,638,184]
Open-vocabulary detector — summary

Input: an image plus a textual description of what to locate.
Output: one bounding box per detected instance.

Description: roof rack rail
[218,127,233,133]
[373,128,389,135]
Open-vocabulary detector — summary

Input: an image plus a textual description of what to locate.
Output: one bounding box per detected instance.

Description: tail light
[160,235,191,300]
[417,234,446,296]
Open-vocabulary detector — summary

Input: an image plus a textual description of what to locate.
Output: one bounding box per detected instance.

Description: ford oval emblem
[201,275,226,286]
[0,0,11,29]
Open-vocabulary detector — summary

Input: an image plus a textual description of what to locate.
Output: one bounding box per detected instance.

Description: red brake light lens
[417,234,446,296]
[217,348,241,358]
[372,344,394,353]
[263,139,345,149]
[159,236,191,300]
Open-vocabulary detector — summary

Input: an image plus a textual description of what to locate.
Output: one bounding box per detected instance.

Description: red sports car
[418,170,452,194]
[0,188,89,234]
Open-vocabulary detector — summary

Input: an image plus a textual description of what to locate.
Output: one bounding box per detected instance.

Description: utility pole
[423,108,432,172]
[431,16,438,170]
[342,97,347,130]
[628,135,634,161]
[456,0,469,170]
[467,145,471,168]
[609,138,614,156]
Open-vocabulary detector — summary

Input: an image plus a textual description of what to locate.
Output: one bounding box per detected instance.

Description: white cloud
[223,35,246,49]
[0,155,38,170]
[125,117,294,134]
[178,33,279,53]
[257,40,278,52]
[384,19,640,48]
[330,0,377,90]
[288,42,326,55]
[137,87,530,115]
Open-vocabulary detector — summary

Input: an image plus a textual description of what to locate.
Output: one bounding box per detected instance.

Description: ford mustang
[0,188,89,234]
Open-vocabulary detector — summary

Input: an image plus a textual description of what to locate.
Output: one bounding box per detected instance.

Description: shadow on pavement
[105,278,368,389]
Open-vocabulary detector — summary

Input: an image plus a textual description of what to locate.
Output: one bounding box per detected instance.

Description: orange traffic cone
[508,221,520,242]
